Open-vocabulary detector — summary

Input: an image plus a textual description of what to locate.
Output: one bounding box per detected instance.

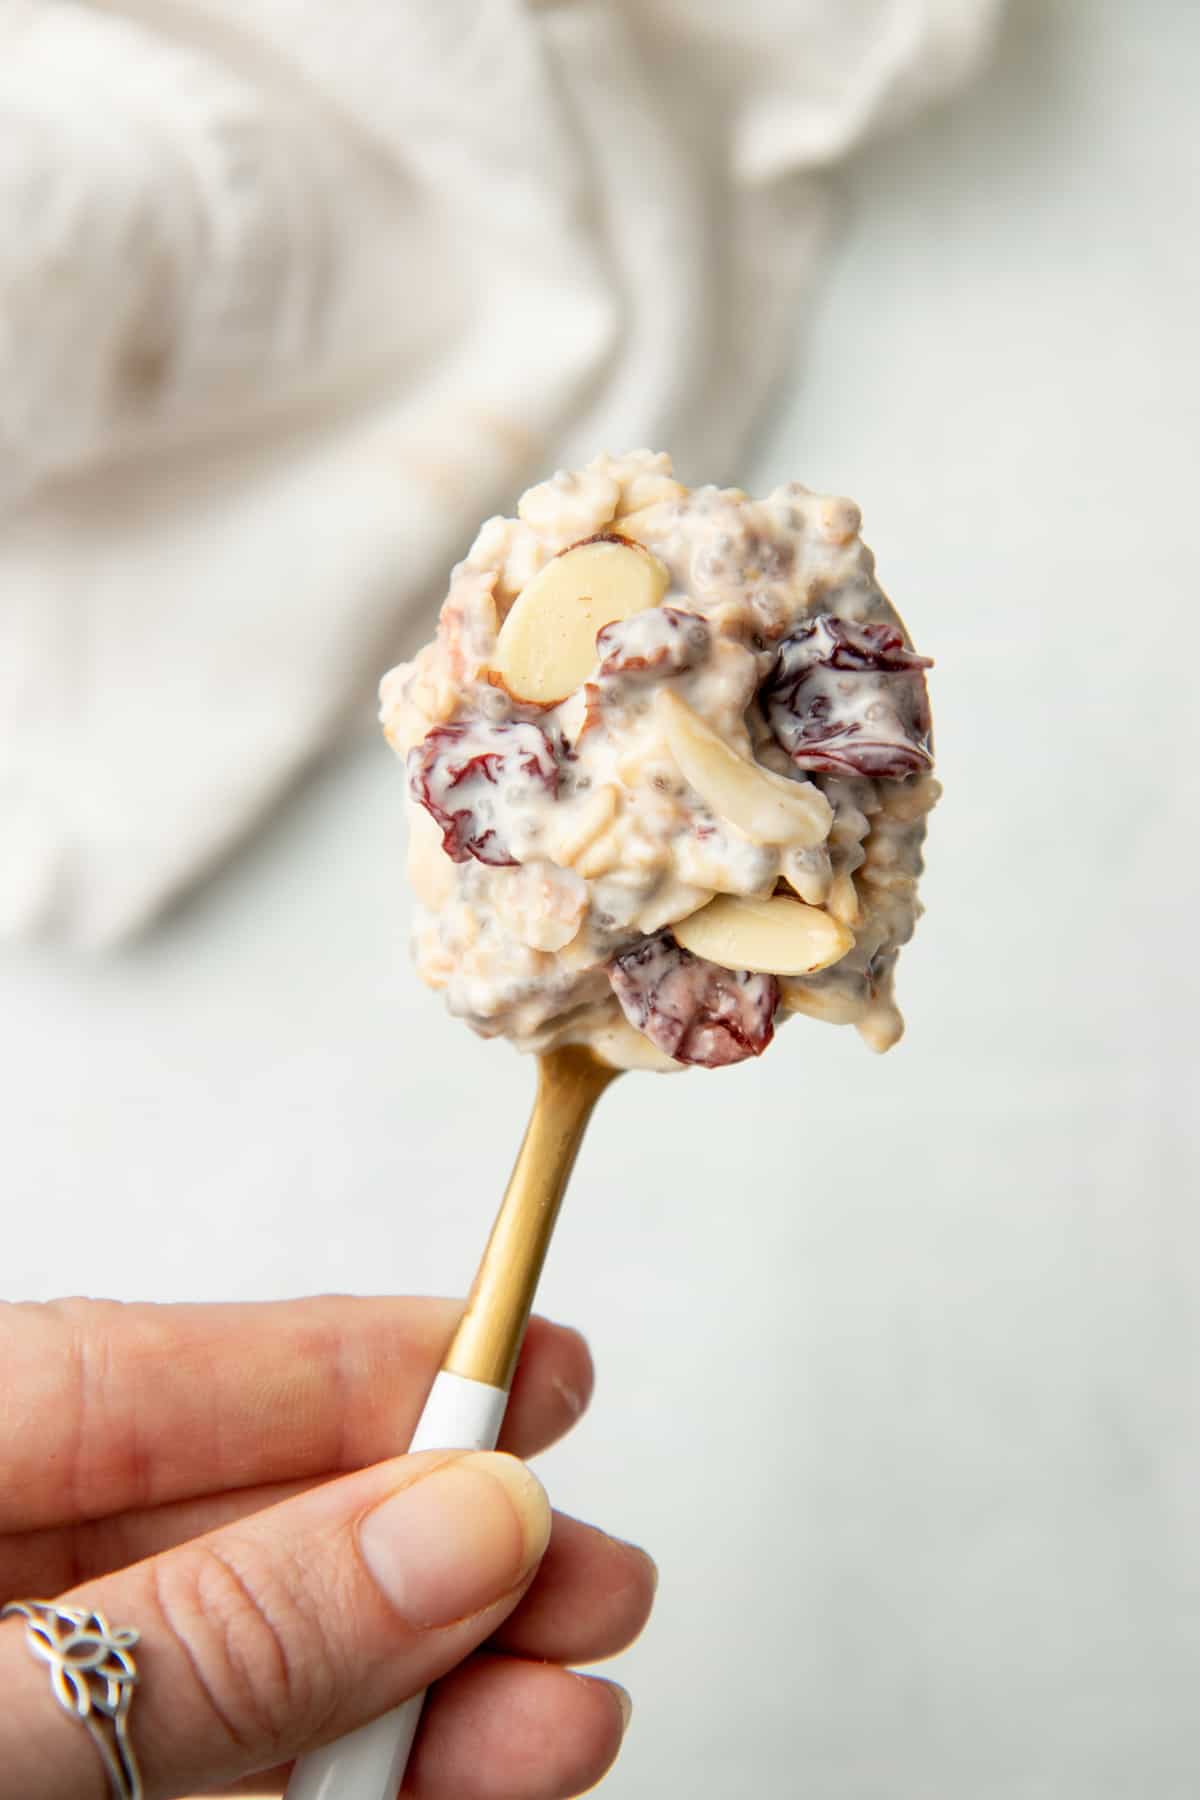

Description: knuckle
[151,1534,340,1757]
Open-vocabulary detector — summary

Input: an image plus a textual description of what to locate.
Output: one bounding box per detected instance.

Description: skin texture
[0,1297,656,1798]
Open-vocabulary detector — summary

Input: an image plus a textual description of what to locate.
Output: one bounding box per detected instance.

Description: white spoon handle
[284,1371,508,1800]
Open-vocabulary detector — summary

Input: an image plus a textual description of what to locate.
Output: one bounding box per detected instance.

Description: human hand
[0,1297,654,1798]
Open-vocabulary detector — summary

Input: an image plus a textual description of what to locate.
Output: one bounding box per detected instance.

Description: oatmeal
[381,451,937,1070]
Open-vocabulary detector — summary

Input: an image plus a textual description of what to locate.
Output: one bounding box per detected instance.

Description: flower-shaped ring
[3,1600,143,1799]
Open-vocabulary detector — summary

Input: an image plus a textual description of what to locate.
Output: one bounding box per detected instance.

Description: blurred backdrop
[3,0,1199,1795]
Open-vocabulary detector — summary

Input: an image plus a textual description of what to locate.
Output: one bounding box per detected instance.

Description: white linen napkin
[0,0,1001,943]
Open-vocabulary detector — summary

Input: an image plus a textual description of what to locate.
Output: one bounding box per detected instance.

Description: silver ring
[3,1600,143,1799]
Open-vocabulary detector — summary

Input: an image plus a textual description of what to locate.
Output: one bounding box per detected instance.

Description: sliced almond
[547,783,619,867]
[673,893,853,976]
[657,689,831,849]
[573,820,626,881]
[826,871,861,926]
[490,538,669,705]
[778,845,832,906]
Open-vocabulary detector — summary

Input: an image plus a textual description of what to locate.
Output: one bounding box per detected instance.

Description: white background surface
[4,0,1198,1793]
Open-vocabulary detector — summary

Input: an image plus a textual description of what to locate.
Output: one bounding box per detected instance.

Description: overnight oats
[381,451,937,1072]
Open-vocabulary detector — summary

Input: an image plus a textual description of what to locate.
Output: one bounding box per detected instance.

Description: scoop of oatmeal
[381,451,937,1071]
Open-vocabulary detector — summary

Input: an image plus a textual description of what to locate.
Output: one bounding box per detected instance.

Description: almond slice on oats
[547,782,620,867]
[826,871,861,926]
[657,689,831,849]
[491,539,669,705]
[673,893,852,975]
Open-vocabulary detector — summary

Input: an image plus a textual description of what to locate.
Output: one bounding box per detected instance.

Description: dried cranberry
[408,721,558,866]
[761,614,933,779]
[596,606,711,681]
[608,930,778,1068]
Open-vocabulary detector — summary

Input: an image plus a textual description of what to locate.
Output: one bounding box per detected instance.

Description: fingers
[491,1513,657,1664]
[5,1502,657,1671]
[204,1658,631,1800]
[0,1451,554,1800]
[0,1297,592,1531]
[0,1480,315,1601]
[405,1655,631,1799]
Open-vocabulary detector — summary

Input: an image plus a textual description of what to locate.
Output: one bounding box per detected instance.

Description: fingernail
[609,1533,658,1594]
[598,1679,633,1734]
[359,1452,551,1629]
[629,1542,659,1596]
[551,1372,586,1419]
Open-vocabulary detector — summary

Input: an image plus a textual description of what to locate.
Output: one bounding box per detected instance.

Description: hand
[0,1297,655,1798]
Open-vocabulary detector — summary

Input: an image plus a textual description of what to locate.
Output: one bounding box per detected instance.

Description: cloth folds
[0,0,1000,943]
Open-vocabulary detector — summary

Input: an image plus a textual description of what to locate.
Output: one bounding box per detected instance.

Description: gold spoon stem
[442,1046,621,1393]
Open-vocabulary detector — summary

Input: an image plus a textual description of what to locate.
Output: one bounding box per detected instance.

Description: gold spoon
[286,1045,623,1800]
[442,1044,623,1392]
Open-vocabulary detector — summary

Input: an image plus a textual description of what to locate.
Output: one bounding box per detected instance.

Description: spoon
[285,1044,622,1800]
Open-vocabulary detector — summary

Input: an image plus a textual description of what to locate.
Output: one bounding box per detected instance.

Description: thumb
[0,1451,551,1800]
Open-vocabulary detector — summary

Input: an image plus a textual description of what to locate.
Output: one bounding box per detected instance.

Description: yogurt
[381,451,937,1070]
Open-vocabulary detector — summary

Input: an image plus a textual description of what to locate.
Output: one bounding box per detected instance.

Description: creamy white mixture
[381,451,938,1071]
